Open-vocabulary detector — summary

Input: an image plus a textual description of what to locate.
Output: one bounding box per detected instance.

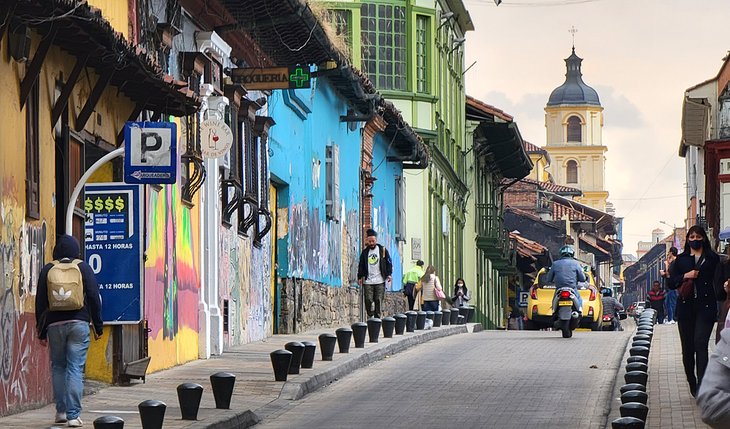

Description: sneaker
[55,412,67,423]
[67,418,83,427]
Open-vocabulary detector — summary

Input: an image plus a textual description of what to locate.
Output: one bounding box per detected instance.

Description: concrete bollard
[458,306,470,321]
[621,390,648,405]
[382,317,396,338]
[406,311,417,332]
[624,371,648,386]
[457,315,466,325]
[433,311,443,327]
[138,400,166,429]
[336,327,353,353]
[620,383,646,394]
[352,322,368,348]
[209,372,236,409]
[367,318,382,343]
[620,402,649,422]
[300,341,317,369]
[284,342,305,374]
[450,308,460,325]
[629,346,650,359]
[627,356,648,366]
[270,349,293,381]
[93,416,125,429]
[611,416,645,429]
[426,311,434,321]
[625,362,648,374]
[176,383,203,420]
[416,311,427,330]
[318,333,337,361]
[441,309,451,326]
[394,314,407,335]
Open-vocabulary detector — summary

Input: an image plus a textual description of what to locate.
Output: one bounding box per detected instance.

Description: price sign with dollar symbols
[84,183,143,324]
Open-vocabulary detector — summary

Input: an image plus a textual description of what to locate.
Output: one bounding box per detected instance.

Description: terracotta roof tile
[466,95,514,122]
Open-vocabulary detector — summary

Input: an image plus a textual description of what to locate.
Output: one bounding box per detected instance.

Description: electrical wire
[466,0,610,6]
[264,1,317,53]
[621,151,677,219]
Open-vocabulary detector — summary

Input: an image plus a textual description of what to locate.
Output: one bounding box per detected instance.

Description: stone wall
[278,279,409,333]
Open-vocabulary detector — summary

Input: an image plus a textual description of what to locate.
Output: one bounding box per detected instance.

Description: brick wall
[503,181,539,214]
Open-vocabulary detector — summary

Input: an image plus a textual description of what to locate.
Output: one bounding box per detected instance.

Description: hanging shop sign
[230,66,311,90]
[124,121,177,184]
[200,117,234,159]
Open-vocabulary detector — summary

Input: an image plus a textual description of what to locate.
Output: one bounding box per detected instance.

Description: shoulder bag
[679,254,705,300]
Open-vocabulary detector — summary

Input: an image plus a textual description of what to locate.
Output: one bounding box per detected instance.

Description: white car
[634,301,646,318]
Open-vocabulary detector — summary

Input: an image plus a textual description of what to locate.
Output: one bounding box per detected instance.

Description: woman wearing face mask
[452,278,470,307]
[669,225,720,397]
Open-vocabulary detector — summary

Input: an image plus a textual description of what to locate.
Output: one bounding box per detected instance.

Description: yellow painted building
[544,48,608,211]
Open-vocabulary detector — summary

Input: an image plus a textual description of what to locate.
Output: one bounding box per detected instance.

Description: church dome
[547,48,601,107]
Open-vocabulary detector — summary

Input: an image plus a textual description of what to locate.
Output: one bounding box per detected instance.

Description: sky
[462,0,730,255]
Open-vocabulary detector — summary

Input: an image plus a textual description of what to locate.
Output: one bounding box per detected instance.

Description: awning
[679,97,710,157]
[474,121,533,179]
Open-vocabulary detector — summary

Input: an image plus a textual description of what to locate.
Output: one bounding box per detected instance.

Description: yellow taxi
[525,267,603,331]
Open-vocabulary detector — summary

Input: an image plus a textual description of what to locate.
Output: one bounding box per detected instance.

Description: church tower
[544,48,609,211]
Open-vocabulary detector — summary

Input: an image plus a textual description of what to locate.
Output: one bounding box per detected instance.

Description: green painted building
[319,0,474,289]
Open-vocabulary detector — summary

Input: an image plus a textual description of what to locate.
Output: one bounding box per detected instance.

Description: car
[634,301,646,318]
[626,302,637,317]
[525,267,604,331]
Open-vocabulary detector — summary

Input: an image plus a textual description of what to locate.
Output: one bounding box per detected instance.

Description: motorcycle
[602,309,627,331]
[552,287,581,338]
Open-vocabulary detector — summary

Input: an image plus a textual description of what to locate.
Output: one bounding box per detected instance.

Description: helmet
[559,245,575,258]
[602,288,612,297]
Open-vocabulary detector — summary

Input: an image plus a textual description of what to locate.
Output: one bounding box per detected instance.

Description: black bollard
[441,309,451,326]
[467,306,475,323]
[625,362,648,374]
[300,341,317,369]
[318,333,337,361]
[624,371,648,386]
[352,322,368,348]
[284,342,305,374]
[394,314,407,335]
[621,390,648,405]
[637,324,653,332]
[611,416,645,429]
[210,372,236,409]
[620,402,649,422]
[620,383,646,394]
[93,416,125,429]
[433,311,442,327]
[636,330,653,339]
[416,311,427,330]
[270,349,293,381]
[457,315,466,325]
[138,400,165,429]
[632,340,651,350]
[627,356,648,365]
[450,308,460,325]
[336,327,353,353]
[176,383,203,420]
[367,318,382,343]
[382,317,396,338]
[426,311,434,320]
[406,311,417,332]
[633,334,651,342]
[458,306,470,322]
[629,346,649,359]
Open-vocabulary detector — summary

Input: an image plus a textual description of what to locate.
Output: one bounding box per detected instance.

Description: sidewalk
[0,323,472,429]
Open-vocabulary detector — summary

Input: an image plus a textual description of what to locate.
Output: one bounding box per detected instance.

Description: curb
[604,320,637,428]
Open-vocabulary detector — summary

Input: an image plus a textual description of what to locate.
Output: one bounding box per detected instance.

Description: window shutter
[396,176,406,241]
[326,144,340,222]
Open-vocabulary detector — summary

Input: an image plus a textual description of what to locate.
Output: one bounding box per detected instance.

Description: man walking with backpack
[36,235,103,427]
[357,229,393,319]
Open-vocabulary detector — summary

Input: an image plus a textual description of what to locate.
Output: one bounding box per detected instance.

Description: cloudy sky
[462,0,730,255]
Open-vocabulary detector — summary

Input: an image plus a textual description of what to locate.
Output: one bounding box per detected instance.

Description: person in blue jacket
[545,245,586,311]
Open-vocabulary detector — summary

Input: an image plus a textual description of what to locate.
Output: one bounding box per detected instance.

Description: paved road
[253,329,631,429]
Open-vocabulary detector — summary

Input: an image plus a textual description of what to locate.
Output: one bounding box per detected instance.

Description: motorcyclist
[601,288,625,331]
[545,245,586,313]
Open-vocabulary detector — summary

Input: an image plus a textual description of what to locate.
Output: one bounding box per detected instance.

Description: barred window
[567,116,582,142]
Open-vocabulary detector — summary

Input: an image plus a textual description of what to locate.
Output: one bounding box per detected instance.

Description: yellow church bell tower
[544,47,609,211]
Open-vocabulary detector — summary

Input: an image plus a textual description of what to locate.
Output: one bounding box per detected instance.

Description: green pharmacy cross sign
[230,66,312,90]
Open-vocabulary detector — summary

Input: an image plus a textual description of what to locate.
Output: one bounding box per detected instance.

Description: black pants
[404,282,416,311]
[677,316,715,394]
[652,301,665,324]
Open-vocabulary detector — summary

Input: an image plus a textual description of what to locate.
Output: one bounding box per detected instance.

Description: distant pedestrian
[697,319,730,428]
[668,225,720,397]
[451,278,470,308]
[661,246,679,323]
[35,235,104,427]
[402,260,425,311]
[357,229,393,319]
[418,265,444,312]
[647,281,666,325]
[713,245,730,343]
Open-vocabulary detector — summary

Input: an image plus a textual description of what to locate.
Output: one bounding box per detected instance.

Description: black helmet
[559,245,575,258]
[602,288,612,297]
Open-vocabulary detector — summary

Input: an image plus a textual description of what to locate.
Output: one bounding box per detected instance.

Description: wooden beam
[75,68,114,132]
[0,0,18,45]
[19,25,58,109]
[51,53,89,127]
[116,99,148,145]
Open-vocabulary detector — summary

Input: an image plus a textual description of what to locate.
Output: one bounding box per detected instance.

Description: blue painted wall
[369,133,404,292]
[268,77,361,287]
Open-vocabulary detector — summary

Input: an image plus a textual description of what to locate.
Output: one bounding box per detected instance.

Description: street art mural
[0,189,52,416]
[145,185,200,371]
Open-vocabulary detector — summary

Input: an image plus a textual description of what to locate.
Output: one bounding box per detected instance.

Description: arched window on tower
[566,160,578,184]
[567,116,582,142]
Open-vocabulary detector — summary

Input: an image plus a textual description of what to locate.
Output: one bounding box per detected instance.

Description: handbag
[435,287,446,300]
[679,254,705,300]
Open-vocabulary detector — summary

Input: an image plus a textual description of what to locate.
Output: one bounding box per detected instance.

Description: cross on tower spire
[569,26,578,50]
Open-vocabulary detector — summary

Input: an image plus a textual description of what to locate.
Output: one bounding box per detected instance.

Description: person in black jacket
[357,229,393,319]
[668,225,720,397]
[36,235,103,427]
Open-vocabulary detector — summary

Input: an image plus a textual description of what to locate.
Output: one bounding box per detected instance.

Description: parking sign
[124,121,177,184]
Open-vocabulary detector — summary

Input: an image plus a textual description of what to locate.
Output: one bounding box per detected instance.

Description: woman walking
[418,265,444,312]
[669,225,720,397]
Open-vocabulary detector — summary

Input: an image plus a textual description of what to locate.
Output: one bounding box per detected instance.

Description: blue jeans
[666,290,678,321]
[422,300,439,312]
[47,321,90,420]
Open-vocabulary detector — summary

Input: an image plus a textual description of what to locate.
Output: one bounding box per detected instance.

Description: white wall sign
[200,118,233,159]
